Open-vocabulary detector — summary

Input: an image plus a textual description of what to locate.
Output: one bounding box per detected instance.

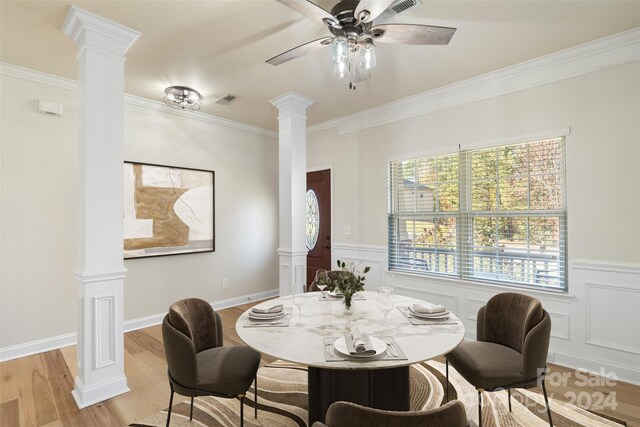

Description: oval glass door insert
[306,189,320,250]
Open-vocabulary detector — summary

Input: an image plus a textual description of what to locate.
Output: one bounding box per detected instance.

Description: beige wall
[1,77,79,348]
[308,62,640,264]
[0,74,279,348]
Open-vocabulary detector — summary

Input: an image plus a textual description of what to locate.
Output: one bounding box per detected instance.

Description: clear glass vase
[343,295,353,315]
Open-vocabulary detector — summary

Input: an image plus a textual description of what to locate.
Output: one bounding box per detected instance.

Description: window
[388,137,567,291]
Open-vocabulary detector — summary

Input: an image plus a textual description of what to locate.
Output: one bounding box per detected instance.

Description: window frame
[388,137,567,293]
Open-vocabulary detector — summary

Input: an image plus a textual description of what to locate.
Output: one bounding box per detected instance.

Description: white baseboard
[0,332,77,363]
[553,350,640,385]
[0,288,279,362]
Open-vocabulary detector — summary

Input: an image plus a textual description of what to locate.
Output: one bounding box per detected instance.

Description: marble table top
[235,291,465,370]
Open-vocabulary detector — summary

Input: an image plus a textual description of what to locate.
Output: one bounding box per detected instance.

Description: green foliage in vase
[315,260,371,308]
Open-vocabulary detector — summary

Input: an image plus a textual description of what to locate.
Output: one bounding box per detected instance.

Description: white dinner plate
[248,311,286,320]
[409,309,450,320]
[333,336,387,358]
[327,290,343,298]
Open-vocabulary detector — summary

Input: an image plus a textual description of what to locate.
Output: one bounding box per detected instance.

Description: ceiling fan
[266,0,456,89]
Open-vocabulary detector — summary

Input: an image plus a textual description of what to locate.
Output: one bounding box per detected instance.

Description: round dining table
[235,290,465,424]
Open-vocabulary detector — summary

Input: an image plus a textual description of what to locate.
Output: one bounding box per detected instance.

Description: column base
[72,374,129,408]
[74,270,128,409]
[278,249,308,295]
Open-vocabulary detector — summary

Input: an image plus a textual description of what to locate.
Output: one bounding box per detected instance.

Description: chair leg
[166,384,174,427]
[189,396,194,420]
[445,359,449,403]
[542,378,554,427]
[508,388,512,412]
[254,373,258,418]
[478,389,483,427]
[240,395,245,427]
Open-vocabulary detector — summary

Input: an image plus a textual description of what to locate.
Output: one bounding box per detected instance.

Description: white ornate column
[62,7,139,408]
[270,92,315,296]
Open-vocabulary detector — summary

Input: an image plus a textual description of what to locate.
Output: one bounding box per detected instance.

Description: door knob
[325,245,331,250]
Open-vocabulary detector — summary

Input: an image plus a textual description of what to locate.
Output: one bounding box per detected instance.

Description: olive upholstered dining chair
[311,400,473,427]
[162,298,261,427]
[445,292,553,427]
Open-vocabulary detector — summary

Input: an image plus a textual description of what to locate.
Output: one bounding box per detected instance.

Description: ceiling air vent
[376,0,423,22]
[214,94,237,105]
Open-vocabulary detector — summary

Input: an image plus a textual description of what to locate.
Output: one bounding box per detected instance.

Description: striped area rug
[131,360,625,426]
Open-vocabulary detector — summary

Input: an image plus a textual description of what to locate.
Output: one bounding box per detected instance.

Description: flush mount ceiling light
[266,0,456,90]
[164,86,201,111]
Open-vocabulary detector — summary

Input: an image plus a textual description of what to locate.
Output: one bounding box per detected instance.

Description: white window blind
[388,137,567,291]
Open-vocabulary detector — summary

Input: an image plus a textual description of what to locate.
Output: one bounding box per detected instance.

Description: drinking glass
[315,270,328,298]
[377,287,395,324]
[292,284,306,318]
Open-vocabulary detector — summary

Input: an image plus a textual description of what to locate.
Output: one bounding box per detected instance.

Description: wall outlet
[343,225,352,235]
[222,279,229,289]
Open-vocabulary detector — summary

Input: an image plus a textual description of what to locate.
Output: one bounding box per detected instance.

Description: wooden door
[306,169,331,286]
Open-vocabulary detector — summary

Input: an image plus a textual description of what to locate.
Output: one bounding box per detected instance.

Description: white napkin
[412,303,446,314]
[251,304,283,314]
[345,327,376,356]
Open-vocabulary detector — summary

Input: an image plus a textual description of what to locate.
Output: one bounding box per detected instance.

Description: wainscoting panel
[397,287,458,312]
[333,243,388,291]
[548,311,570,340]
[585,283,640,355]
[466,298,488,321]
[94,295,116,369]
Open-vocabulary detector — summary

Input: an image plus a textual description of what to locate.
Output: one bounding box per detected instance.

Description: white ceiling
[1,1,639,131]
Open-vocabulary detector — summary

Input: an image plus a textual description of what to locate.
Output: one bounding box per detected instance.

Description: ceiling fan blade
[276,0,338,25]
[266,37,333,66]
[354,0,396,23]
[369,24,456,45]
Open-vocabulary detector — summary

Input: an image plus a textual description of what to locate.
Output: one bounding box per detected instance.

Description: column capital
[62,6,140,55]
[269,91,316,115]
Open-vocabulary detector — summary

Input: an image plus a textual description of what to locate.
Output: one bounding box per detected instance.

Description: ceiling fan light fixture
[332,36,348,63]
[164,86,201,111]
[267,0,457,90]
[334,59,348,78]
[360,41,376,70]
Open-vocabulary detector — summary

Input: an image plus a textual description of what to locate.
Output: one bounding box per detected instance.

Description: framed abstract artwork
[123,162,214,259]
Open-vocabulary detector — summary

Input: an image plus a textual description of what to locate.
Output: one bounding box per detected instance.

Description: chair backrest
[481,292,544,353]
[162,314,198,389]
[322,400,468,427]
[168,298,222,353]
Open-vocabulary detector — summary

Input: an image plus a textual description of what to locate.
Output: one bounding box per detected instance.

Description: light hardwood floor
[1,300,638,426]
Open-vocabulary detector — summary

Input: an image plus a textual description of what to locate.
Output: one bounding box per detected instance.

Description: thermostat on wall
[38,100,63,117]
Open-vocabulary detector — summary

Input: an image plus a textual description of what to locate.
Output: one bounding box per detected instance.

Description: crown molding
[0,63,78,90]
[0,62,277,139]
[308,27,640,135]
[124,94,278,138]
